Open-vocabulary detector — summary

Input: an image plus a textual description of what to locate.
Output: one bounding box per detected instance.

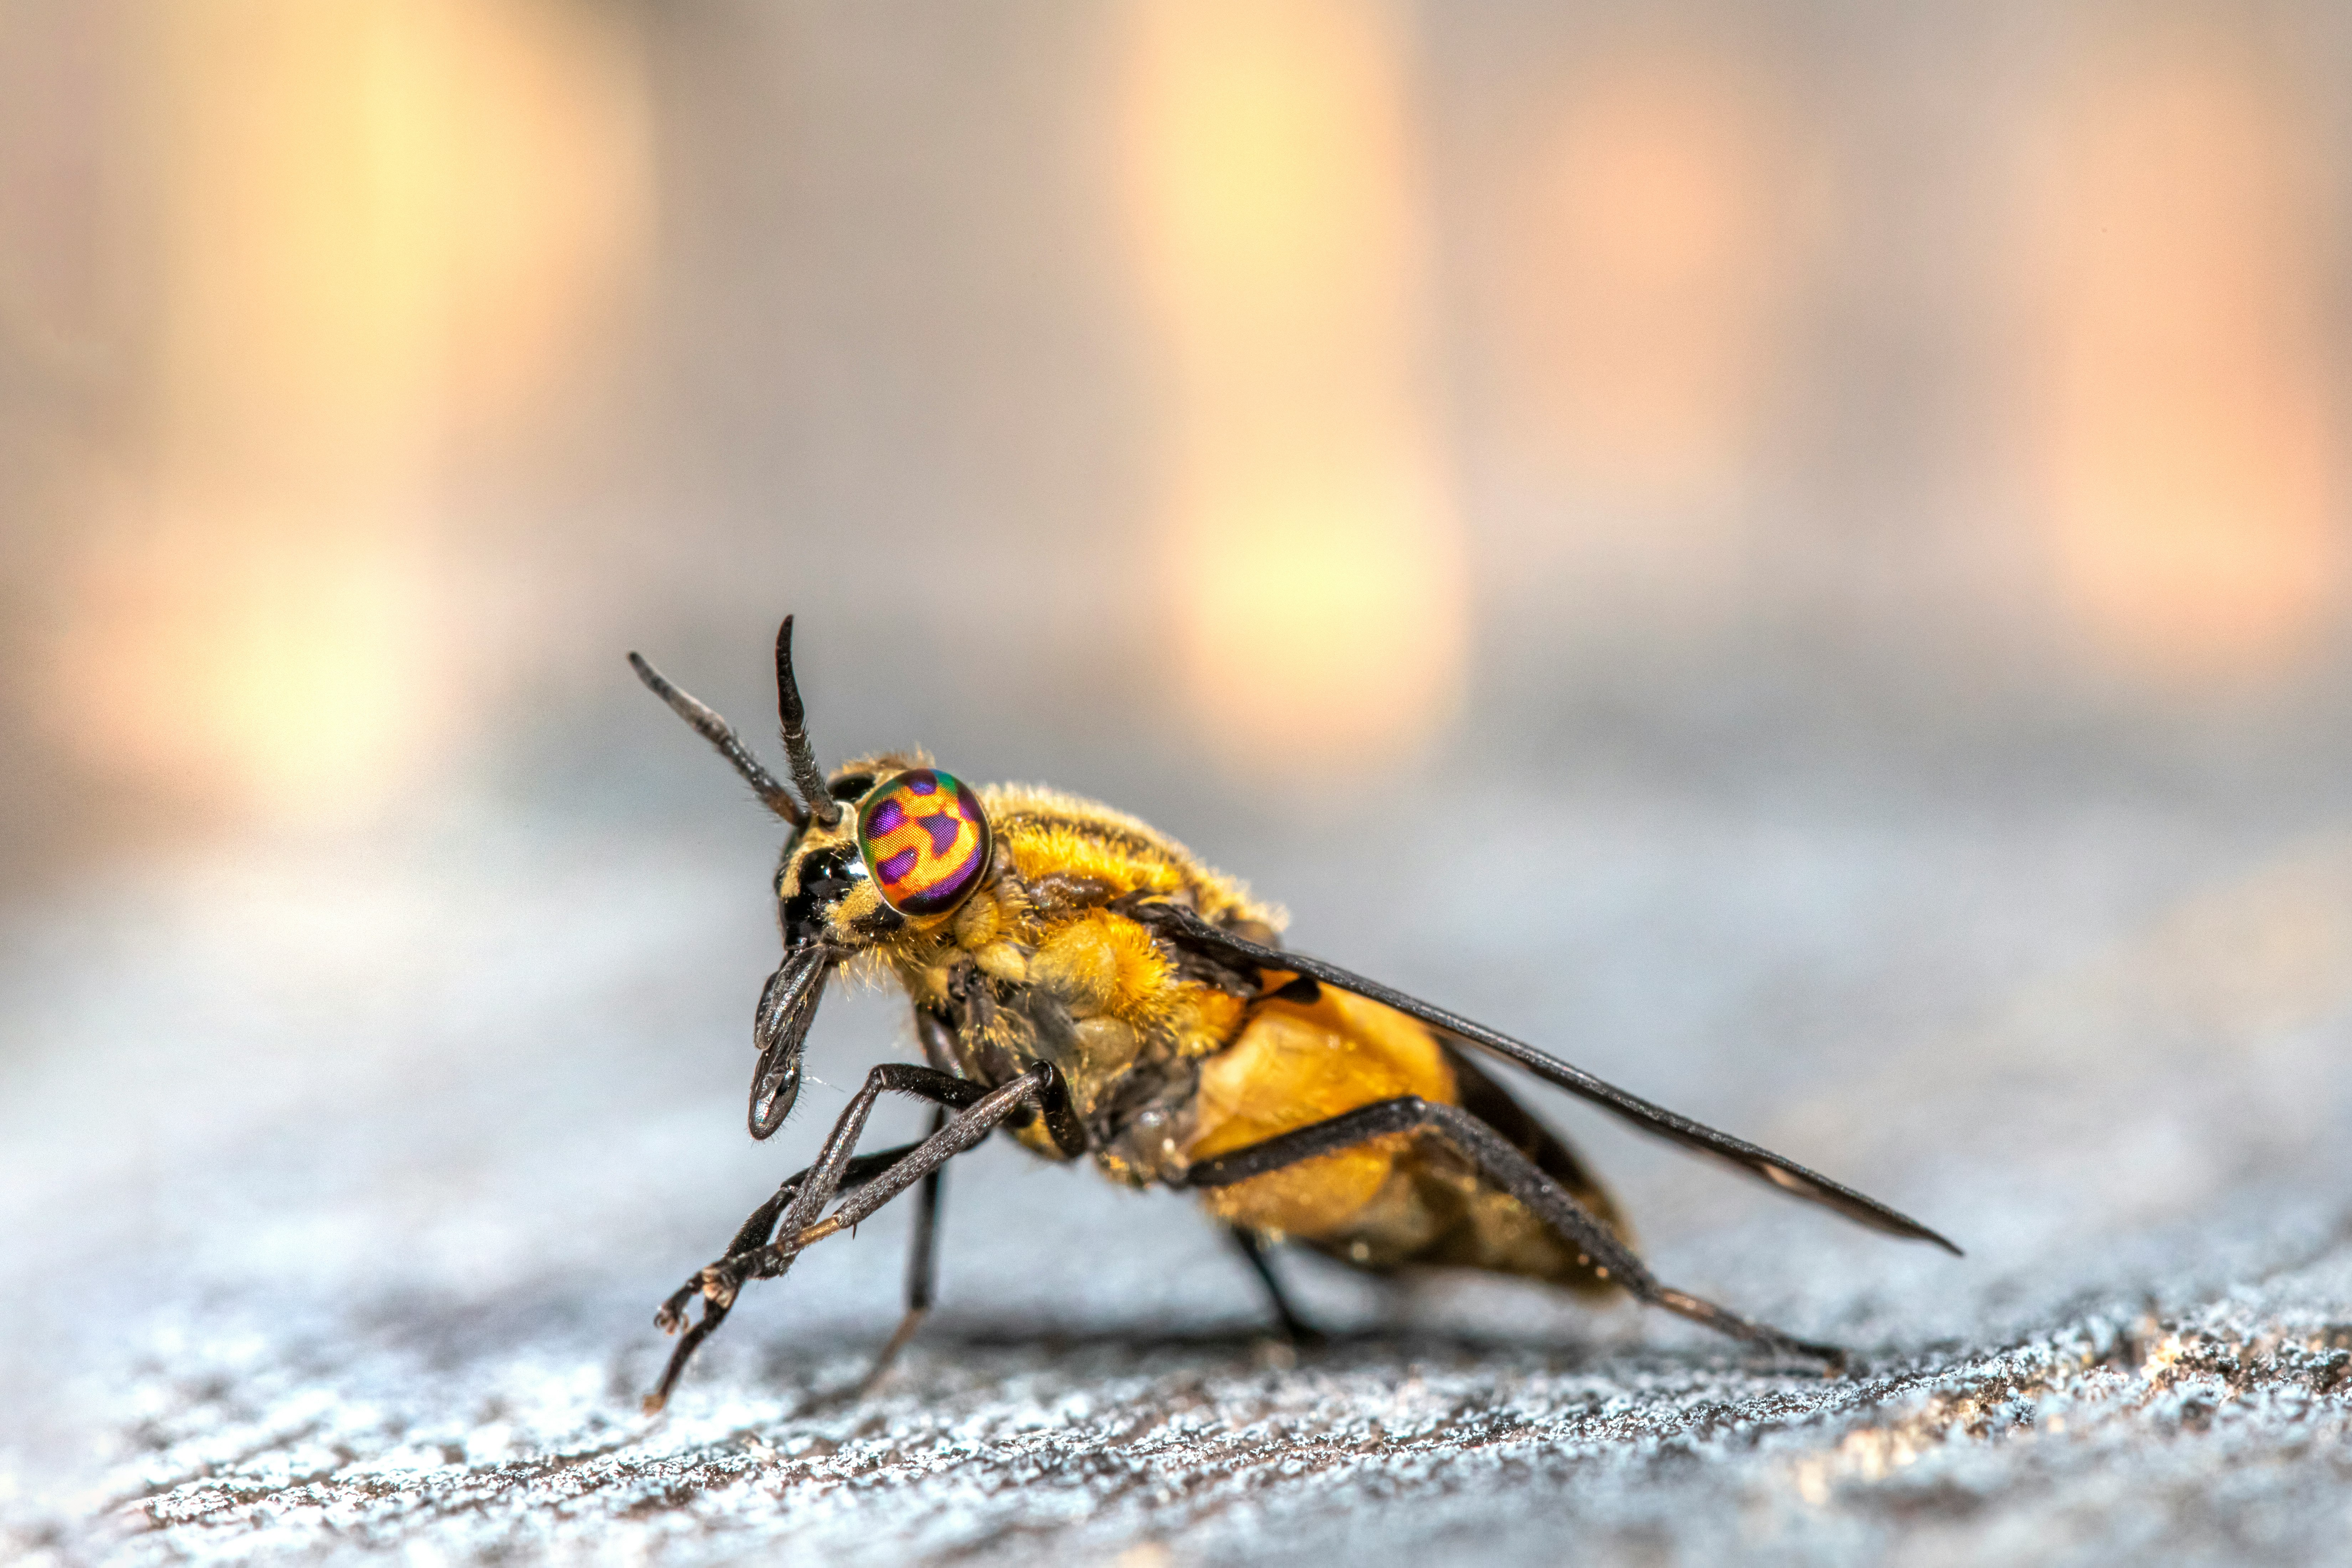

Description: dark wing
[1128,900,1961,1255]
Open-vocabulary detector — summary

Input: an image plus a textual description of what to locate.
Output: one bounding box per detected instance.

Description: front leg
[645,1137,930,1412]
[719,1060,1082,1289]
[646,1061,1082,1410]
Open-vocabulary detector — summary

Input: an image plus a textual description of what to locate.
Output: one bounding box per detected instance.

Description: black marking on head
[849,903,907,938]
[782,845,864,946]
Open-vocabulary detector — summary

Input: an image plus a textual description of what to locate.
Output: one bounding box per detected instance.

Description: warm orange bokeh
[2025,25,2340,683]
[1122,0,1465,777]
[50,0,651,821]
[1502,46,1804,511]
[1471,40,1813,645]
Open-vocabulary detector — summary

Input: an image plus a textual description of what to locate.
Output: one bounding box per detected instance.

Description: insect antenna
[628,650,808,826]
[775,616,841,827]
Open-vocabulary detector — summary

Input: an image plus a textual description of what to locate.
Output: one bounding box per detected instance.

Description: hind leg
[1187,1097,1843,1368]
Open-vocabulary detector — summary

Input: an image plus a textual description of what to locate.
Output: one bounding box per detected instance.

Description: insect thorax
[866,783,1285,1183]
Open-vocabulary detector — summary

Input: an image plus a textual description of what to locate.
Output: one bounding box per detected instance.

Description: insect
[629,618,1958,1411]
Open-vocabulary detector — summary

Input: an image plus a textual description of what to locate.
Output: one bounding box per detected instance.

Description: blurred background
[9,2,2352,1549]
[6,0,2352,870]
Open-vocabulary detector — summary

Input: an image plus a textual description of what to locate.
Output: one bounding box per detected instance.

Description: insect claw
[698,1265,742,1309]
[654,1278,702,1333]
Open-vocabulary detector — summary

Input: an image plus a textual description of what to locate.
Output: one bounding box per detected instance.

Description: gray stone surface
[5,780,2351,1565]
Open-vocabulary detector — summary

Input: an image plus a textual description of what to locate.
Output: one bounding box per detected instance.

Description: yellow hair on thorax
[982,783,1283,933]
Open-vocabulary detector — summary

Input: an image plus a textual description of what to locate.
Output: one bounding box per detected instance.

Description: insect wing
[1129,901,1960,1254]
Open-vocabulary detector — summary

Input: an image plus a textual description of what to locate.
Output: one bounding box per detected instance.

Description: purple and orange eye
[855,768,991,918]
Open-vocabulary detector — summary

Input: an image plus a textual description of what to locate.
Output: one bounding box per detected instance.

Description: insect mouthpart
[749,944,832,1139]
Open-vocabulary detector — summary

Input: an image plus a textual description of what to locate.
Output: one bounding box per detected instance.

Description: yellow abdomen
[1184,987,1457,1239]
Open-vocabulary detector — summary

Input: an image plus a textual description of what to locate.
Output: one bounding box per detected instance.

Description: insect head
[628,619,994,1142]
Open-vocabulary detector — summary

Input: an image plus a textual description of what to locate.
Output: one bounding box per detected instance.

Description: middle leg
[1227,1227,1323,1344]
[856,1105,949,1394]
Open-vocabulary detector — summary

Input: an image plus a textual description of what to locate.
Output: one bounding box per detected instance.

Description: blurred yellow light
[2027,28,2338,682]
[1172,465,1460,770]
[51,0,650,824]
[1502,49,1800,508]
[1123,0,1464,779]
[55,516,442,822]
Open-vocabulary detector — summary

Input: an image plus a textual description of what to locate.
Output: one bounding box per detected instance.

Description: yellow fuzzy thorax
[984,783,1278,928]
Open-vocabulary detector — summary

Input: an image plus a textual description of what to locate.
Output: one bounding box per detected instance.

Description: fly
[627,618,1959,1411]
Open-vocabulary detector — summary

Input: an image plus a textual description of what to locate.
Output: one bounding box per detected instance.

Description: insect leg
[653,1138,935,1333]
[1128,899,1956,1254]
[856,1105,949,1395]
[646,1137,928,1413]
[650,1063,1079,1410]
[679,1065,989,1324]
[750,1061,1078,1272]
[1187,1098,1845,1369]
[1227,1227,1323,1345]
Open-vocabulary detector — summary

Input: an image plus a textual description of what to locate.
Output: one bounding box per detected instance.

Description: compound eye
[856,768,991,918]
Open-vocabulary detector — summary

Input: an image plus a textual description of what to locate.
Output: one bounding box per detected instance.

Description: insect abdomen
[1185,990,1630,1294]
[1187,988,1456,1236]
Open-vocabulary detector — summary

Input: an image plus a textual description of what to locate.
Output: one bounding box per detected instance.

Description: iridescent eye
[856,768,991,918]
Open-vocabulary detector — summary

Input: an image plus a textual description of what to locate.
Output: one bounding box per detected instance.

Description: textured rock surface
[6,782,2351,1565]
